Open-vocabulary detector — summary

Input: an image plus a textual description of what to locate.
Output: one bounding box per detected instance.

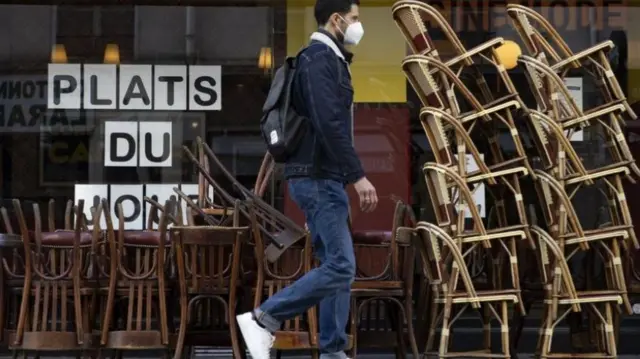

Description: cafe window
[0,3,279,229]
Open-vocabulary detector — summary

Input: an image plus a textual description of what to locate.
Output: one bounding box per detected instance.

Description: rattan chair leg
[438,300,453,357]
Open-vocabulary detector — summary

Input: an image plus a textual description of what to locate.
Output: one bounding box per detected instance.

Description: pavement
[3,352,640,358]
[5,355,639,358]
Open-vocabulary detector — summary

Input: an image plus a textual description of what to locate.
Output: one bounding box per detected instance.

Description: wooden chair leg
[388,304,406,359]
[349,298,358,359]
[229,294,244,359]
[404,296,420,359]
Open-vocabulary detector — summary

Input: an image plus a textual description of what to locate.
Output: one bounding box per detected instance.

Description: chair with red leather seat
[349,200,419,359]
[8,199,101,358]
[171,199,250,359]
[98,198,172,358]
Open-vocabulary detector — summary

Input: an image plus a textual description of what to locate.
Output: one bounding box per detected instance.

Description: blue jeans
[255,178,356,357]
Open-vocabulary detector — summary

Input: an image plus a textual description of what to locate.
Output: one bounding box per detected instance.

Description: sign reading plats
[47,64,221,111]
[75,183,213,230]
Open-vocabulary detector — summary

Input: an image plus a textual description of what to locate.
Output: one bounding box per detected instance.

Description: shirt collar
[309,29,354,64]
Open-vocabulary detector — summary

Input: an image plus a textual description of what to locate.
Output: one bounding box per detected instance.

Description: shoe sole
[236,314,269,359]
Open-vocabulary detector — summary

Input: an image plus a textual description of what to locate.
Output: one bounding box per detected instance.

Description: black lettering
[0,105,4,126]
[604,0,625,29]
[90,75,112,106]
[461,1,482,31]
[29,105,46,126]
[193,76,218,107]
[490,0,509,31]
[576,0,595,29]
[7,105,26,127]
[7,81,20,99]
[22,81,35,98]
[144,132,171,163]
[158,76,183,106]
[123,76,151,106]
[53,75,77,105]
[36,81,47,98]
[110,133,136,162]
[114,195,141,223]
[549,0,569,30]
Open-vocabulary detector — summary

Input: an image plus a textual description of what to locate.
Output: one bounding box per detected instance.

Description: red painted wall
[284,106,411,231]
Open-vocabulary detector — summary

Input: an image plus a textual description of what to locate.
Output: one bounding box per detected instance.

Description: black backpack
[260,49,308,163]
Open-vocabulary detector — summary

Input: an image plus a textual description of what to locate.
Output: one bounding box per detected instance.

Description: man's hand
[354,177,378,212]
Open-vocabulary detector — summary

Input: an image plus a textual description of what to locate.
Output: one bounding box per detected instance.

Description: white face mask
[338,16,364,46]
[344,21,364,46]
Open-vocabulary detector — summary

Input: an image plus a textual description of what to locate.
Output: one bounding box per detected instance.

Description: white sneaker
[236,312,274,359]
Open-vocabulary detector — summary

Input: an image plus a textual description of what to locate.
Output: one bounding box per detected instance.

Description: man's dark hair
[314,0,360,26]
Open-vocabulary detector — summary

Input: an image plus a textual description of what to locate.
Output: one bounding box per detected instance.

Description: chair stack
[393,1,533,358]
[393,1,637,358]
[508,5,638,357]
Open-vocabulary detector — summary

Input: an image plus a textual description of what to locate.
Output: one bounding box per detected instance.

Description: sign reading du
[105,121,172,167]
[47,64,221,111]
[75,184,213,230]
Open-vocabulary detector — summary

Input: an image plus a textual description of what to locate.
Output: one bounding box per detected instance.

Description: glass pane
[0,3,272,230]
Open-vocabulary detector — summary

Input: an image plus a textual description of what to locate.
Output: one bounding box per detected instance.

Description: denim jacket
[283,30,365,184]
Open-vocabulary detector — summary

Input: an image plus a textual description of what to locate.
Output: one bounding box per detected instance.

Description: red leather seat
[352,231,393,245]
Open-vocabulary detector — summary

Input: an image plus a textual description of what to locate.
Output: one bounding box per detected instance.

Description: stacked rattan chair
[508,6,638,357]
[393,1,637,357]
[392,1,533,357]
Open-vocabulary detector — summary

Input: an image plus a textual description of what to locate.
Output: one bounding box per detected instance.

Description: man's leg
[318,287,351,358]
[237,178,355,359]
[308,215,351,359]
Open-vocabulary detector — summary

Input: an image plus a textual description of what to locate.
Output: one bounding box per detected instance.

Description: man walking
[236,0,377,358]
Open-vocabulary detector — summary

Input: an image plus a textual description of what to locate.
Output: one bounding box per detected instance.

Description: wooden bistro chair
[195,138,273,219]
[0,200,44,347]
[349,200,419,359]
[532,170,632,315]
[186,137,308,262]
[246,199,320,358]
[182,140,323,355]
[422,163,528,313]
[171,199,250,359]
[98,198,172,358]
[506,4,637,120]
[529,226,621,358]
[0,221,25,349]
[518,55,640,181]
[9,199,100,358]
[413,221,518,359]
[391,0,522,107]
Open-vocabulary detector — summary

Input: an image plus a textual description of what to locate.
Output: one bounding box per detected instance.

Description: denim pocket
[287,177,318,212]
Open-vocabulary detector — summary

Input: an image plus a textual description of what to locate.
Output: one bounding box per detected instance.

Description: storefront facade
[1,0,640,350]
